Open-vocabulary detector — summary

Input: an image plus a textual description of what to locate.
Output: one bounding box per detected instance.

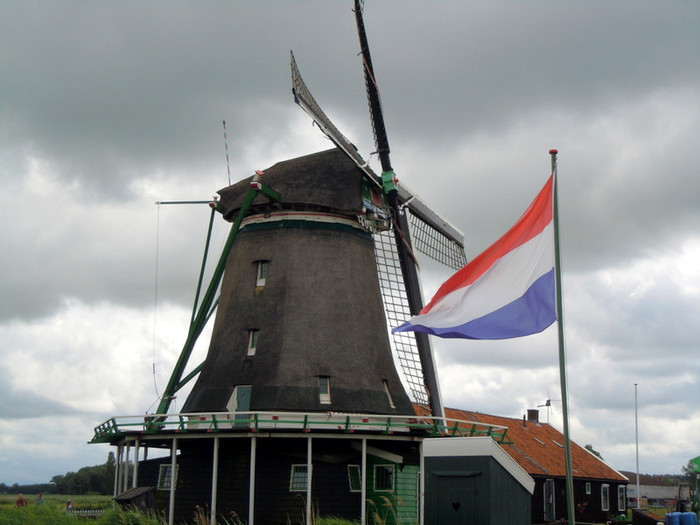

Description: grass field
[0,494,159,525]
[0,493,360,525]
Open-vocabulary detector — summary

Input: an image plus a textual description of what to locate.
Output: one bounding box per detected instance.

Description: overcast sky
[1,1,699,485]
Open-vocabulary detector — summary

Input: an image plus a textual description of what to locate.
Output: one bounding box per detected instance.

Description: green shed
[423,437,534,525]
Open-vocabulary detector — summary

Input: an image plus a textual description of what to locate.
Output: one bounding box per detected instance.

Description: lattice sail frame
[374,210,467,405]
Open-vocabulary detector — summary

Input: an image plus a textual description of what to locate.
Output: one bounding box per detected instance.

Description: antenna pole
[551,149,575,525]
[223,120,232,186]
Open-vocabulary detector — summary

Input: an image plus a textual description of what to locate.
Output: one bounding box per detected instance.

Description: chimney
[527,409,540,423]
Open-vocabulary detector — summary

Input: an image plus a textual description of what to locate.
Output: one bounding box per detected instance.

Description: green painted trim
[381,170,398,193]
[242,219,373,241]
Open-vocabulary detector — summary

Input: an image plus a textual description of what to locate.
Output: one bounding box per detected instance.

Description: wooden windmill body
[183,148,414,415]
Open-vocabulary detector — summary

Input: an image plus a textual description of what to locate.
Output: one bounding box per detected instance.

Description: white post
[114,445,121,497]
[361,438,367,525]
[123,444,130,492]
[635,383,640,509]
[133,440,140,488]
[249,436,257,525]
[306,437,313,525]
[211,437,219,524]
[168,438,177,525]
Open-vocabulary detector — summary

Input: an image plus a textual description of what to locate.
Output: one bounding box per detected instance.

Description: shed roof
[439,407,628,482]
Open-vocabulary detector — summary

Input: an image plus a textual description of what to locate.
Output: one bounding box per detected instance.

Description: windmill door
[232,385,251,427]
[543,478,556,521]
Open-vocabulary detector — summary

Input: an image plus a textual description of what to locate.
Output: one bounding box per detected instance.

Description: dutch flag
[393,176,556,340]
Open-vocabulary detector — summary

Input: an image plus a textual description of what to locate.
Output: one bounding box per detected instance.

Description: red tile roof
[440,407,628,482]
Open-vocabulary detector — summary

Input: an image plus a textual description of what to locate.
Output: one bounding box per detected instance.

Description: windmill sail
[291,52,379,187]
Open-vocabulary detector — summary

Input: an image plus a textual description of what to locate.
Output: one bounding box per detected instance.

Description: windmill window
[617,485,626,511]
[289,464,308,492]
[601,484,610,511]
[348,465,362,492]
[383,380,396,409]
[255,260,269,287]
[247,329,259,356]
[318,376,331,404]
[374,464,394,492]
[157,464,178,490]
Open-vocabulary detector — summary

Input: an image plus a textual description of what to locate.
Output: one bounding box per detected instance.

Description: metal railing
[92,411,511,444]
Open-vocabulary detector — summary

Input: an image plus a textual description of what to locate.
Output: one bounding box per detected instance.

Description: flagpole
[550,149,576,525]
[635,383,640,509]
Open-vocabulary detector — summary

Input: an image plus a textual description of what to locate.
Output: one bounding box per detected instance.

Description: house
[444,407,629,524]
[621,471,691,510]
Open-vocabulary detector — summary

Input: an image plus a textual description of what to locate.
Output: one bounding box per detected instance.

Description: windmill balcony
[90,410,511,445]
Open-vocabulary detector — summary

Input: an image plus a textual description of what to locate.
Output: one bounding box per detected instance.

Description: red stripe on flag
[421,175,553,313]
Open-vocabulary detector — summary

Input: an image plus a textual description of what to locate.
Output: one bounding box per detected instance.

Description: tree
[102,451,116,494]
[585,444,603,460]
[51,474,67,494]
[682,458,700,512]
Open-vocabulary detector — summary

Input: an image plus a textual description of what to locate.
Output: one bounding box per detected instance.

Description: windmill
[538,387,561,424]
[93,4,502,524]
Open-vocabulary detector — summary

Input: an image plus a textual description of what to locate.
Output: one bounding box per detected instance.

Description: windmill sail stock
[291,23,467,414]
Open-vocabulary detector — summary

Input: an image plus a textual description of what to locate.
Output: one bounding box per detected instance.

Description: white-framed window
[383,380,396,409]
[586,482,592,495]
[255,260,269,287]
[348,465,362,492]
[318,376,331,404]
[247,329,259,356]
[601,484,610,511]
[374,464,394,492]
[289,464,308,492]
[157,464,178,490]
[617,485,626,511]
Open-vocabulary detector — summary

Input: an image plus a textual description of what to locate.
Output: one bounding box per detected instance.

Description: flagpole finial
[549,149,558,174]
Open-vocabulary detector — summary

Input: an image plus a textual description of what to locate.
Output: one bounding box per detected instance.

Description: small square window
[255,261,269,287]
[290,465,308,492]
[374,465,394,492]
[158,464,178,490]
[247,329,259,356]
[348,465,361,492]
[318,376,331,404]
